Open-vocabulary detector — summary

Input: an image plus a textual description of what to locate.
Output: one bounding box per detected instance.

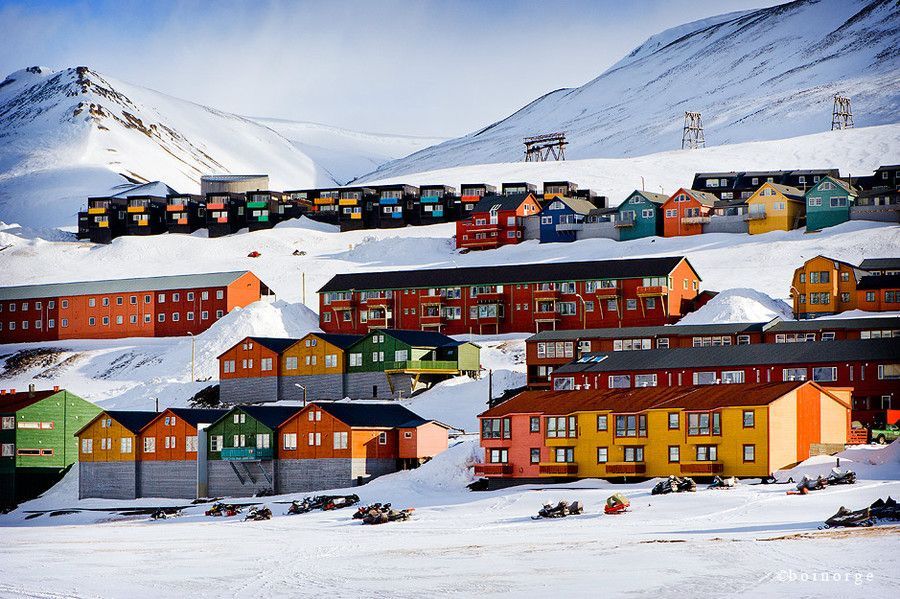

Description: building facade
[661,189,717,237]
[455,193,541,250]
[76,411,157,499]
[746,183,805,235]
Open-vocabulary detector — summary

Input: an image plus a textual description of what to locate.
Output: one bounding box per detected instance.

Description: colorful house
[205,192,247,237]
[76,410,157,499]
[857,275,900,313]
[279,332,362,402]
[125,196,167,236]
[218,337,298,405]
[137,408,226,499]
[372,184,419,228]
[245,191,287,231]
[165,193,206,234]
[86,196,128,244]
[415,185,455,225]
[475,381,850,485]
[615,190,667,241]
[542,181,579,201]
[790,255,865,318]
[275,402,449,493]
[538,196,596,243]
[0,387,101,507]
[661,189,717,237]
[344,329,480,399]
[746,183,806,234]
[455,192,541,250]
[805,177,857,232]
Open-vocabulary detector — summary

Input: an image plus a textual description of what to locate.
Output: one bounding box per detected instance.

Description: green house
[805,176,857,232]
[205,405,300,497]
[615,190,668,241]
[1,388,101,507]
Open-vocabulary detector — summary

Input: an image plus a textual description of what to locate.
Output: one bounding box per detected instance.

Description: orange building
[661,188,718,237]
[217,337,297,404]
[75,411,157,499]
[857,275,900,312]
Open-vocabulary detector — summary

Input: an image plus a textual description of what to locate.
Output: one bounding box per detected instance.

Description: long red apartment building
[317,257,702,335]
[0,271,271,344]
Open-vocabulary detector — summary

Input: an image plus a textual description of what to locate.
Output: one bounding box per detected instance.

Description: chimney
[29,383,36,397]
[53,385,60,392]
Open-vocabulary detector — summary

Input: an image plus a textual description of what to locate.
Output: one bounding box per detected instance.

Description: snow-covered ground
[1,440,898,597]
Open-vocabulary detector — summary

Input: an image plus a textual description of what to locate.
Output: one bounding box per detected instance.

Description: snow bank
[777,441,900,481]
[677,288,793,325]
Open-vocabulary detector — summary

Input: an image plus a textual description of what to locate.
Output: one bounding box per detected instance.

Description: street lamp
[294,383,307,407]
[187,332,195,382]
[574,293,587,330]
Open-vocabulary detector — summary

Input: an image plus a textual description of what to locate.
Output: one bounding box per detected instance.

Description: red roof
[480,381,823,417]
[0,390,62,414]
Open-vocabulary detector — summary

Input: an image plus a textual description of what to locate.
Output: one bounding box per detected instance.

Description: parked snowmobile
[322,494,360,511]
[604,493,630,515]
[359,503,414,524]
[797,475,827,492]
[205,502,241,517]
[150,508,183,520]
[820,506,874,529]
[869,497,900,521]
[287,498,316,515]
[826,467,856,486]
[707,476,737,490]
[244,506,273,521]
[353,503,387,519]
[651,476,696,495]
[532,500,584,519]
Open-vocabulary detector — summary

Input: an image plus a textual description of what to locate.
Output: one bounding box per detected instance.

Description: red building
[661,188,717,237]
[455,193,541,250]
[856,275,900,312]
[0,271,271,344]
[317,257,702,335]
[549,338,899,425]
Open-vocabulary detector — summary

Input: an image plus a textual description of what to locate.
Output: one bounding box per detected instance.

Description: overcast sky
[1,0,782,137]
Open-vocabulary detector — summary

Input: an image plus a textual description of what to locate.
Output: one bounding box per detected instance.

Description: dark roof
[314,402,429,428]
[527,322,765,342]
[472,192,535,212]
[105,411,159,434]
[481,381,819,417]
[554,338,899,373]
[859,258,900,271]
[248,337,299,353]
[0,390,61,414]
[318,256,691,292]
[629,190,669,205]
[858,275,900,290]
[238,405,303,429]
[766,316,900,333]
[165,408,229,428]
[313,333,364,349]
[379,329,456,348]
[713,198,748,209]
[767,184,805,202]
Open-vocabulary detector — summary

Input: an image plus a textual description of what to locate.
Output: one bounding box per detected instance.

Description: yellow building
[789,255,864,318]
[746,183,806,234]
[480,381,850,481]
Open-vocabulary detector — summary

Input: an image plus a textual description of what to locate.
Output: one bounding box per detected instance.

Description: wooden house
[455,192,541,250]
[538,196,596,243]
[337,187,377,231]
[733,171,790,199]
[275,402,449,493]
[137,408,226,498]
[690,172,742,200]
[542,181,578,201]
[165,193,206,234]
[76,410,157,499]
[857,275,900,313]
[852,188,900,224]
[205,192,247,237]
[415,185,456,225]
[501,182,538,195]
[86,196,128,244]
[805,177,857,232]
[344,329,480,399]
[859,258,900,276]
[661,189,717,237]
[0,387,100,507]
[280,332,362,402]
[615,190,667,241]
[205,405,301,497]
[372,184,419,228]
[746,183,806,234]
[790,255,865,318]
[782,169,840,191]
[245,190,287,231]
[125,196,167,236]
[218,337,298,405]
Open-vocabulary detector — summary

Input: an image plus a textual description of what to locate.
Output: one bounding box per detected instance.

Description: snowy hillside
[0,67,440,228]
[362,0,900,180]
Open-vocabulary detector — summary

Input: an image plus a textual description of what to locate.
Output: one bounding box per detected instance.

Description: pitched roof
[472,192,536,212]
[318,256,691,292]
[378,329,456,348]
[859,258,900,271]
[554,338,899,373]
[0,390,61,414]
[237,405,303,429]
[857,275,900,290]
[767,183,805,201]
[815,176,856,195]
[312,333,365,349]
[108,181,179,199]
[313,402,429,428]
[98,411,158,435]
[553,197,597,215]
[165,408,229,428]
[248,337,299,353]
[630,190,669,205]
[480,381,815,417]
[527,321,765,342]
[0,271,256,301]
[683,189,718,206]
[766,315,900,333]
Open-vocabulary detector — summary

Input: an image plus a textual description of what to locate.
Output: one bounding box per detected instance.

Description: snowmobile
[532,500,584,519]
[150,508,183,520]
[797,475,827,492]
[287,497,323,515]
[353,503,387,519]
[819,506,874,529]
[825,467,856,486]
[651,476,696,495]
[360,504,414,525]
[205,502,241,517]
[321,494,360,511]
[604,493,630,515]
[707,476,737,490]
[244,506,273,521]
[869,497,900,521]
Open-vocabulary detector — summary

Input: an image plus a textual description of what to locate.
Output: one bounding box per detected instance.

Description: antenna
[831,95,853,130]
[682,112,705,149]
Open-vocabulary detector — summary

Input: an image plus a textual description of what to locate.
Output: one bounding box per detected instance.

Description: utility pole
[302,272,306,306]
[188,332,195,382]
[488,369,493,406]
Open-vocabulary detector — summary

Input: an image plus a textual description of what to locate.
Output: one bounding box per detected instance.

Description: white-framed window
[216,290,224,300]
[693,371,717,385]
[669,446,680,463]
[210,435,223,452]
[334,431,348,450]
[783,367,807,381]
[721,370,745,384]
[743,444,756,462]
[489,448,508,463]
[878,364,900,380]
[608,375,631,389]
[201,311,209,320]
[812,367,837,382]
[1,417,14,430]
[325,354,338,368]
[81,438,92,454]
[635,373,657,387]
[186,436,198,452]
[308,432,321,446]
[1,443,14,457]
[143,437,156,453]
[553,377,575,391]
[260,357,273,371]
[285,356,298,370]
[283,433,297,450]
[378,432,387,445]
[597,447,608,463]
[223,360,236,374]
[256,433,270,449]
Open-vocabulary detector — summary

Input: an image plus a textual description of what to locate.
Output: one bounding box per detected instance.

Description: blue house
[614,190,668,241]
[538,197,596,243]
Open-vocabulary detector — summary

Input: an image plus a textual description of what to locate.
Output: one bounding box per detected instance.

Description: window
[878,364,900,380]
[81,438,92,454]
[623,446,644,462]
[743,410,756,428]
[812,367,837,382]
[1,417,14,430]
[635,373,657,387]
[233,413,246,424]
[164,436,176,449]
[693,371,717,385]
[736,335,750,345]
[217,310,224,318]
[143,437,156,453]
[696,445,718,461]
[334,432,348,450]
[668,413,679,429]
[256,433,270,449]
[349,353,363,367]
[687,413,720,436]
[783,367,807,381]
[531,448,541,464]
[88,317,95,326]
[481,418,512,439]
[378,432,387,445]
[157,313,165,323]
[597,447,608,463]
[608,375,631,389]
[1,443,14,457]
[307,432,321,446]
[615,414,646,437]
[210,435,223,452]
[721,370,744,384]
[555,447,574,463]
[546,416,577,438]
[223,360,236,374]
[668,446,680,463]
[626,299,637,311]
[489,448,508,463]
[596,415,608,431]
[553,377,575,391]
[325,354,338,368]
[530,417,540,433]
[260,357,273,371]
[88,298,95,308]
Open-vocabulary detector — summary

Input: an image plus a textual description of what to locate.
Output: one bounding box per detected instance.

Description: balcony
[605,463,646,475]
[680,462,724,475]
[474,463,513,477]
[362,296,392,307]
[472,291,503,302]
[534,311,560,322]
[246,201,268,209]
[88,207,107,214]
[166,204,185,212]
[681,216,710,224]
[221,447,273,461]
[314,197,335,205]
[366,317,391,328]
[328,298,356,310]
[386,360,459,373]
[533,288,559,300]
[338,198,359,206]
[594,287,620,300]
[206,202,225,210]
[745,211,767,221]
[419,314,444,326]
[539,463,579,476]
[636,285,666,297]
[419,295,443,306]
[614,217,636,228]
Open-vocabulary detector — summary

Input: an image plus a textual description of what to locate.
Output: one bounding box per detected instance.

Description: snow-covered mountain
[0,66,440,228]
[360,0,900,181]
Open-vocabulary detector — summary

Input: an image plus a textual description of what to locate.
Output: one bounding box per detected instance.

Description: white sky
[0,0,783,137]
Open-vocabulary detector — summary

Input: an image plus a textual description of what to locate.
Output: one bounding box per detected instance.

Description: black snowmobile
[287,497,321,515]
[322,494,360,511]
[869,497,900,521]
[532,500,584,519]
[359,503,414,525]
[244,506,273,521]
[150,508,183,520]
[825,467,856,486]
[707,476,737,490]
[820,506,874,529]
[205,502,241,517]
[353,502,387,519]
[796,475,827,492]
[651,476,697,495]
